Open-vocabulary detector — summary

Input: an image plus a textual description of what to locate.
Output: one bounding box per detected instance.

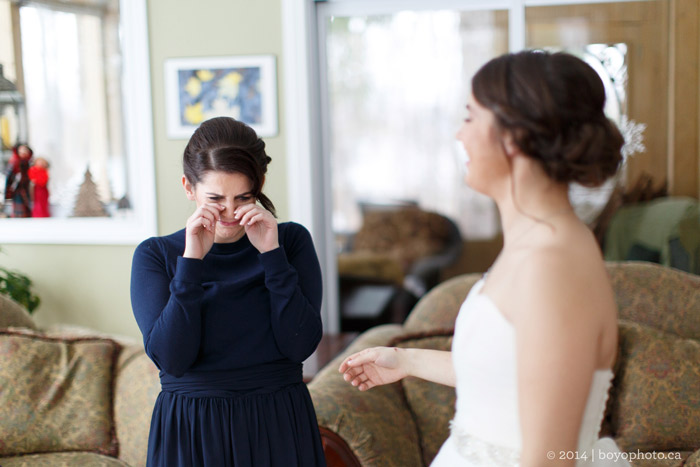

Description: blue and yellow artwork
[165,55,277,139]
[177,67,262,126]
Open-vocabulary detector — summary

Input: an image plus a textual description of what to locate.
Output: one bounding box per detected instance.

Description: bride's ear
[501,131,519,158]
[182,175,196,201]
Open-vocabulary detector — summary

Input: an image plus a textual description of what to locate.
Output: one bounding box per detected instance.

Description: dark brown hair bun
[472,50,624,187]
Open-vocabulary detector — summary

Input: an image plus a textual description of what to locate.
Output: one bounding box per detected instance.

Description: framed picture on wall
[164,55,278,139]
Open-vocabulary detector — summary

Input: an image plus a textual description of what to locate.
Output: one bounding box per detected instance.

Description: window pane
[325,10,508,239]
[19,2,125,217]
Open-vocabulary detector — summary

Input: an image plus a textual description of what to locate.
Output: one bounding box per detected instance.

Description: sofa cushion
[607,262,700,340]
[0,451,129,466]
[610,320,700,452]
[114,348,160,467]
[0,293,37,330]
[686,450,700,467]
[620,451,695,467]
[393,331,455,466]
[0,329,120,457]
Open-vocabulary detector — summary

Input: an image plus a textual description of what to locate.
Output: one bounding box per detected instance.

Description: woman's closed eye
[206,195,252,202]
[464,106,472,122]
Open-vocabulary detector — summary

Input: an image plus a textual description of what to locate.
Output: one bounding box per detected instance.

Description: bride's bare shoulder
[511,238,611,323]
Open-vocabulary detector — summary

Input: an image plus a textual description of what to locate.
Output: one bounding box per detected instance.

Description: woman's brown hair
[472,50,624,187]
[183,117,276,216]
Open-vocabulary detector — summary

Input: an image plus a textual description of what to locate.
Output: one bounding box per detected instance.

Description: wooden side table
[303,332,359,382]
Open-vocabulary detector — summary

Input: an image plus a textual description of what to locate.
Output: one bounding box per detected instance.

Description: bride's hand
[235,204,279,253]
[338,347,409,391]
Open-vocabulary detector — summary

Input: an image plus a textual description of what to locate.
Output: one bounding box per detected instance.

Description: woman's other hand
[338,347,409,391]
[235,204,279,253]
[183,203,224,259]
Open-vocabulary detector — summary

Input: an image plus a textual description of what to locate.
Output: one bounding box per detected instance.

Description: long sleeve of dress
[259,225,323,362]
[130,239,204,377]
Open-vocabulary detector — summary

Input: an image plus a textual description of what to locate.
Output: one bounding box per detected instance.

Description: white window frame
[284,0,652,332]
[0,0,156,245]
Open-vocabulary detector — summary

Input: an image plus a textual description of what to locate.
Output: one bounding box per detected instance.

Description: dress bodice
[432,277,622,466]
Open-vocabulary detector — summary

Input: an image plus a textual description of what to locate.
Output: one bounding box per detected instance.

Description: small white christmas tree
[72,168,109,217]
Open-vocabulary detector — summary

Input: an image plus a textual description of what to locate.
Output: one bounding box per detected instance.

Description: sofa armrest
[308,324,424,467]
[114,346,160,467]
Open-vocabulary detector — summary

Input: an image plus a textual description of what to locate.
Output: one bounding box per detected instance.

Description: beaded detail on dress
[449,420,519,466]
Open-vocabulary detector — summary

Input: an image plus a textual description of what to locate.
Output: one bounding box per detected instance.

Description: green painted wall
[1,0,287,340]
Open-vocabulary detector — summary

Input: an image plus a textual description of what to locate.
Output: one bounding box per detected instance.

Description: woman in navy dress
[130,116,326,466]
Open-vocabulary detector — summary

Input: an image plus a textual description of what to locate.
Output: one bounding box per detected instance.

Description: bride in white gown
[339,50,631,467]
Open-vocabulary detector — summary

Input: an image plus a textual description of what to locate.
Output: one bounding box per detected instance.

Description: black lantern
[0,64,28,168]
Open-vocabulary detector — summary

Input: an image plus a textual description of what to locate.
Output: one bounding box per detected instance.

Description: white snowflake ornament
[618,115,646,160]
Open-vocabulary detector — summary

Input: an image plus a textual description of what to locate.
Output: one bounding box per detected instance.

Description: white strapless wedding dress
[431,278,630,466]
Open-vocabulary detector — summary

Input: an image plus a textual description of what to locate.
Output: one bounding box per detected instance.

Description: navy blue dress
[130,222,326,467]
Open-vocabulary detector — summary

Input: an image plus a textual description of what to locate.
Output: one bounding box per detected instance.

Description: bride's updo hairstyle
[472,50,624,187]
[183,116,276,216]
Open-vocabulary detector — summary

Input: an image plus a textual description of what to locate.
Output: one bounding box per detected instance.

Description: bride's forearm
[401,348,455,387]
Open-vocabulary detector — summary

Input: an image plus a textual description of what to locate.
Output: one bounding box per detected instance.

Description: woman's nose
[220,201,235,215]
[456,123,466,140]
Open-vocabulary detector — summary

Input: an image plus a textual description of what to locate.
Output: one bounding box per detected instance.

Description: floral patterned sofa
[0,294,160,467]
[309,261,700,467]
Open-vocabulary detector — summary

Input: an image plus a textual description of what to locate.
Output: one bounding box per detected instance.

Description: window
[19,2,123,216]
[0,0,155,244]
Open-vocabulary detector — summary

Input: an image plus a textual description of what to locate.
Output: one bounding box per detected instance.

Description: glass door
[317,3,510,331]
[319,4,509,241]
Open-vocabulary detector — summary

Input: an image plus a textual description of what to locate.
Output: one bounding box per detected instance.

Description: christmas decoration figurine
[28,157,50,217]
[4,143,33,218]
